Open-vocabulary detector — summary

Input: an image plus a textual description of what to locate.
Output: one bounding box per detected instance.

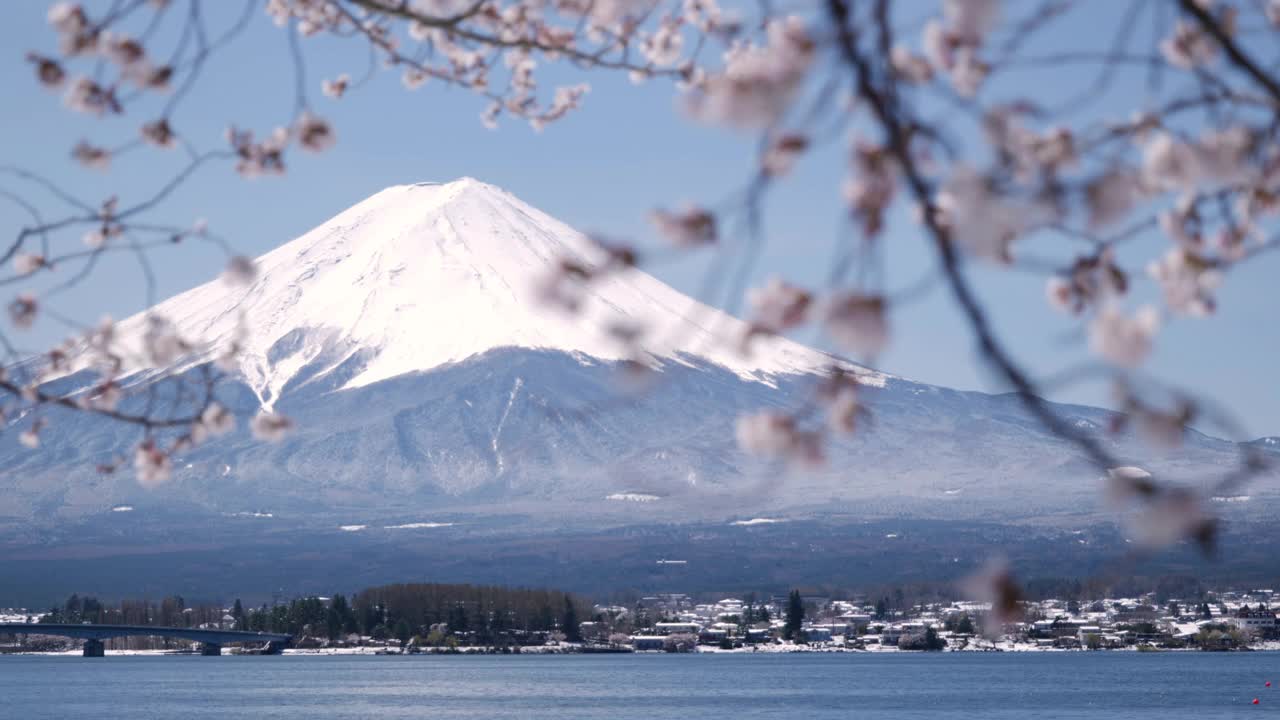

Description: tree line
[29,582,592,648]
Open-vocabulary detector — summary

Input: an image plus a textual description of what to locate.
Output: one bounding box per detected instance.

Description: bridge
[0,623,292,657]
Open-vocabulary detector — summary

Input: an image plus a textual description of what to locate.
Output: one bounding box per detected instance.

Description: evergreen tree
[785,590,805,641]
[393,618,413,644]
[563,596,581,642]
[924,626,946,651]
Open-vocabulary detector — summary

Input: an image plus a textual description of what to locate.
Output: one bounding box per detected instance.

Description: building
[631,636,666,651]
[654,622,701,636]
[1231,607,1278,636]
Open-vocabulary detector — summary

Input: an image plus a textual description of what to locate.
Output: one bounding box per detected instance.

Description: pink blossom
[322,73,350,98]
[735,410,796,456]
[295,112,336,152]
[684,16,813,129]
[746,277,812,334]
[9,295,38,329]
[1147,247,1221,316]
[222,256,258,286]
[251,411,294,442]
[823,292,888,357]
[72,141,111,170]
[650,206,717,247]
[762,133,808,176]
[1088,305,1159,368]
[13,253,45,276]
[134,441,173,487]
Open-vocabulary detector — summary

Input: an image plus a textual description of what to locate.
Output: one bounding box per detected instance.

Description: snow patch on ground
[606,493,661,503]
[383,522,455,529]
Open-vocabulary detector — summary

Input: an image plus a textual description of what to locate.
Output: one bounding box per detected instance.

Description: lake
[0,652,1274,718]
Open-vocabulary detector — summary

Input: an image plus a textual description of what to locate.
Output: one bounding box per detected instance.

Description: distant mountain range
[0,179,1273,604]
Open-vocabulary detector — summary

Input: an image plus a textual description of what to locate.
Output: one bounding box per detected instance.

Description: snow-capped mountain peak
[113,178,874,408]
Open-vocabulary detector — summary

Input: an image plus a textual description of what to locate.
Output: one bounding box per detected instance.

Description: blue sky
[1,2,1276,436]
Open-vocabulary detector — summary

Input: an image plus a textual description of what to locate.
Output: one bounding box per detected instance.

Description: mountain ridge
[1,179,1273,536]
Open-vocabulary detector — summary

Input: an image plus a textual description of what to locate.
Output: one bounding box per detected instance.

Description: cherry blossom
[72,140,110,170]
[890,47,933,85]
[649,206,717,247]
[1147,247,1222,316]
[1127,487,1213,550]
[141,119,176,149]
[222,256,259,286]
[295,112,336,153]
[13,253,46,276]
[762,133,809,177]
[1160,20,1220,70]
[734,410,796,457]
[1045,251,1128,315]
[8,295,38,330]
[25,53,65,88]
[134,441,173,487]
[322,74,350,99]
[746,277,812,334]
[251,411,294,442]
[1085,167,1144,229]
[843,142,896,238]
[19,425,43,449]
[823,292,888,357]
[684,16,814,129]
[935,165,1033,263]
[192,403,236,444]
[86,382,122,412]
[962,558,1023,631]
[1088,305,1159,368]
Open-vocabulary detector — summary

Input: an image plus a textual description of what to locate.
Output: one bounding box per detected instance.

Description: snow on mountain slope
[111,178,879,410]
[5,179,1272,535]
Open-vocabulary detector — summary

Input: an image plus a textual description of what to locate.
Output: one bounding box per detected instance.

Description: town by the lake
[5,585,1279,656]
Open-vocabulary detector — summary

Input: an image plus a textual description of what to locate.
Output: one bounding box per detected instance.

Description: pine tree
[562,596,581,642]
[785,590,805,641]
[393,618,413,644]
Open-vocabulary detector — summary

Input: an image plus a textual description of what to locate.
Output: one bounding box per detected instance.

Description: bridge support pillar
[201,642,222,656]
[82,639,105,657]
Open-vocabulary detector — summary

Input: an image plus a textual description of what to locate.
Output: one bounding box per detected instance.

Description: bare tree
[5,0,1280,610]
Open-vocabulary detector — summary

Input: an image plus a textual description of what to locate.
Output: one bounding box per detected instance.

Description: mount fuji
[0,178,1274,602]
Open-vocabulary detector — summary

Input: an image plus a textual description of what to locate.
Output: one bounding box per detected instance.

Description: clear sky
[1,2,1276,436]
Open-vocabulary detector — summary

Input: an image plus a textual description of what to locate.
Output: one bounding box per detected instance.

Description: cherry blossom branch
[832,0,1118,468]
[1177,0,1280,104]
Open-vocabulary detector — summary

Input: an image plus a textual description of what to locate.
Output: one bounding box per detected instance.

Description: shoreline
[7,642,1280,657]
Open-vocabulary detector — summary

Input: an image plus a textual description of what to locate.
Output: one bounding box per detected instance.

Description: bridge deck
[0,623,291,644]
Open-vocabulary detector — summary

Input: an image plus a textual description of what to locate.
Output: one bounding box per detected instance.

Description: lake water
[1,652,1276,718]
